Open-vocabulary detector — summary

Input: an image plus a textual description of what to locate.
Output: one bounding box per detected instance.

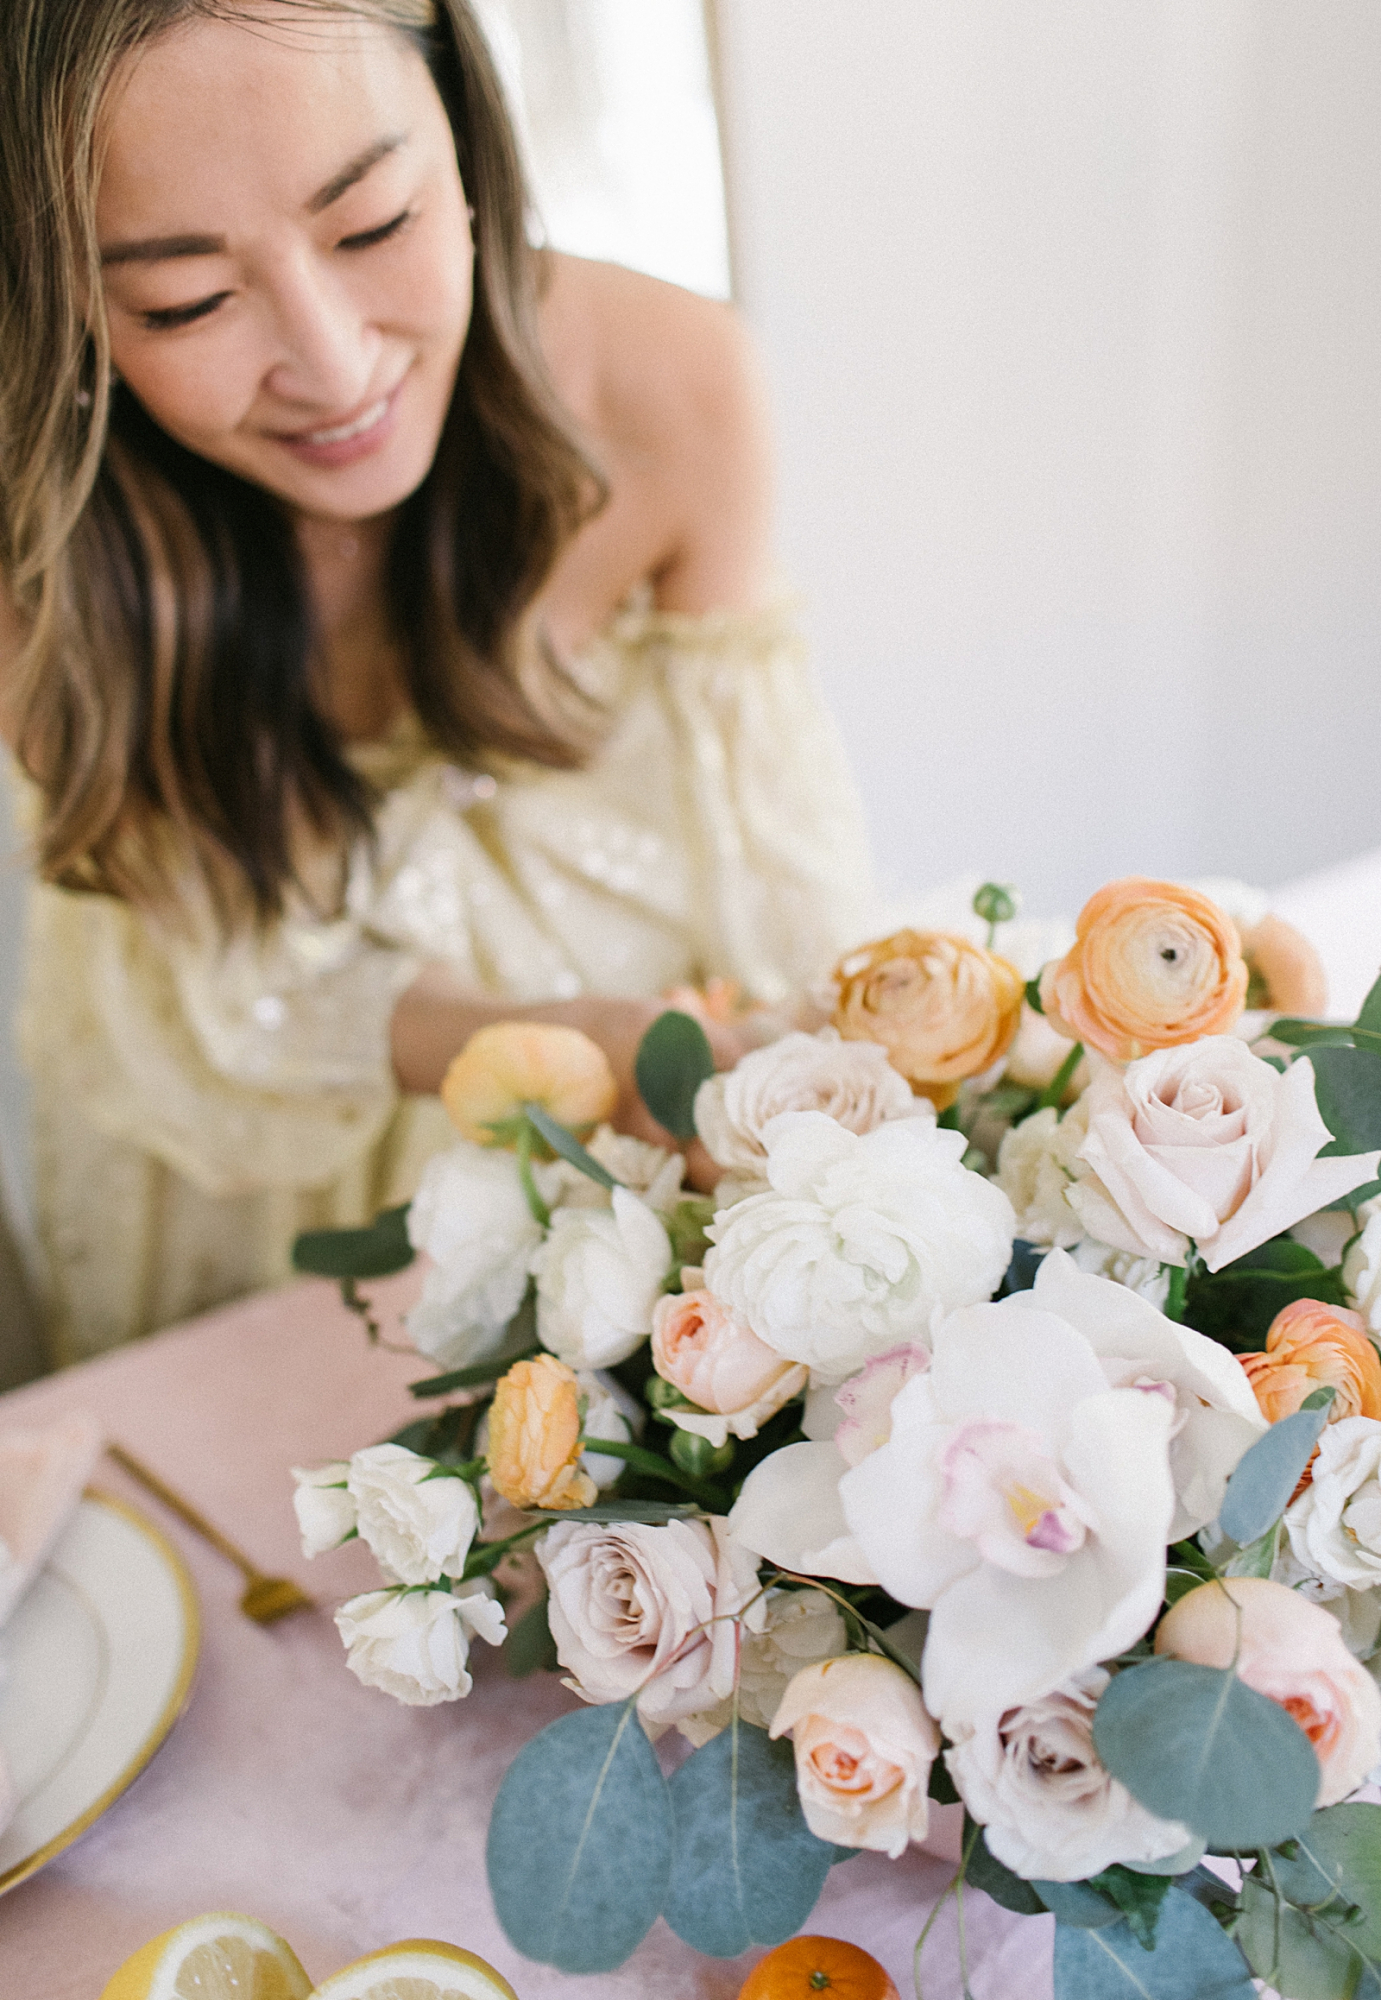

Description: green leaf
[662,1718,834,1956]
[505,1594,559,1678]
[1088,1866,1176,1951]
[1052,1887,1256,1999]
[1183,1238,1347,1350]
[534,1500,703,1525]
[929,1758,961,1806]
[1025,975,1046,1015]
[1269,1020,1359,1050]
[1242,1803,1381,1995]
[523,1103,619,1189]
[1218,1402,1333,1545]
[1037,1878,1122,1927]
[486,1702,672,1972]
[664,1196,717,1270]
[292,1203,415,1279]
[635,1010,716,1141]
[1308,1045,1381,1157]
[1357,975,1381,1039]
[1236,1873,1381,1999]
[1222,1521,1281,1580]
[1093,1658,1319,1850]
[960,1821,1045,1916]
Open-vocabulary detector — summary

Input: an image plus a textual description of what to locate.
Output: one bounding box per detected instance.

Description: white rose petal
[290,1461,355,1557]
[1345,1212,1381,1338]
[994,1103,1089,1250]
[678,1587,850,1745]
[533,1187,672,1370]
[694,1029,927,1174]
[704,1111,1014,1383]
[405,1142,544,1367]
[335,1585,506,1705]
[1286,1418,1381,1593]
[576,1369,644,1487]
[948,1668,1192,1881]
[347,1444,479,1585]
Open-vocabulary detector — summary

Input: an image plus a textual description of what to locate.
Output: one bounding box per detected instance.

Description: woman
[0,0,876,1363]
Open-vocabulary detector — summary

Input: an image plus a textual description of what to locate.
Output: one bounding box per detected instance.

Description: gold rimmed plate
[0,1486,200,1893]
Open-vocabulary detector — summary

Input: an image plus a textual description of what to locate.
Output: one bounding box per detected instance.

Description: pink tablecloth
[0,1271,1048,1999]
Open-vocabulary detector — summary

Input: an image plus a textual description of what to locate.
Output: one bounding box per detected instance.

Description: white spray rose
[994,1102,1089,1249]
[346,1444,479,1585]
[533,1187,672,1369]
[290,1461,355,1557]
[694,1029,927,1174]
[679,1587,850,1745]
[1345,1210,1381,1338]
[334,1585,507,1705]
[540,1125,686,1213]
[1069,1237,1171,1310]
[405,1141,544,1367]
[840,1291,1175,1730]
[947,1668,1192,1881]
[704,1111,1014,1383]
[538,1515,763,1729]
[576,1369,643,1487]
[1068,1041,1380,1274]
[1286,1417,1381,1594]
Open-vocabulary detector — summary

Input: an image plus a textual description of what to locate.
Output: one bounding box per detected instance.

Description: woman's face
[97,9,474,524]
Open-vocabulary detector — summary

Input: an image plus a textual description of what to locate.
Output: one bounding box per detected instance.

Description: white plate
[0,1488,199,1893]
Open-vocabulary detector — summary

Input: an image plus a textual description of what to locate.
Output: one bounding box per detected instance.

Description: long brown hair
[0,0,604,919]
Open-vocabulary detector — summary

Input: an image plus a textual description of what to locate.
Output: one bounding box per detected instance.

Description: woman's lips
[270,376,405,470]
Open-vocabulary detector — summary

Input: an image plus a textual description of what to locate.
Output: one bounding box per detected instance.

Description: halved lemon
[310,1940,518,2000]
[100,1912,312,2000]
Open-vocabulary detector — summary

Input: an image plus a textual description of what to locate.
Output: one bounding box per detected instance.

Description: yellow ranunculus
[440,1022,617,1145]
[486,1354,597,1512]
[832,930,1023,1110]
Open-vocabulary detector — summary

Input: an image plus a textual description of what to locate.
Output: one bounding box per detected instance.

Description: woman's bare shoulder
[539,254,774,615]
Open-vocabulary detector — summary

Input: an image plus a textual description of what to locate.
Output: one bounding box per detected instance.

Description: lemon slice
[309,1940,518,2000]
[100,1913,312,2000]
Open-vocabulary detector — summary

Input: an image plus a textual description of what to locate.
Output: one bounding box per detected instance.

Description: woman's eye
[142,291,232,331]
[338,208,415,252]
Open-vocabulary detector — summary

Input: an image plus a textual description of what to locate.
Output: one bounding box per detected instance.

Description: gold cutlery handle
[107,1441,262,1583]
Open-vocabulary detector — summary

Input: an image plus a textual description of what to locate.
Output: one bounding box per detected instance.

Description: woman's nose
[260,251,382,412]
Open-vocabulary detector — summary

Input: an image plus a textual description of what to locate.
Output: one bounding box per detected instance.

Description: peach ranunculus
[650,1289,807,1447]
[1239,1299,1381,1429]
[441,1023,617,1146]
[1039,878,1248,1063]
[770,1652,939,1857]
[486,1354,597,1512]
[1156,1577,1381,1806]
[832,930,1023,1111]
[1239,913,1328,1017]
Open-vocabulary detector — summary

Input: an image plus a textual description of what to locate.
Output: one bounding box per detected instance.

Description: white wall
[713,1,1381,917]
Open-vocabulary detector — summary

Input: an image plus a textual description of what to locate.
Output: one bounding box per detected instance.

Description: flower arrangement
[292,877,1381,1995]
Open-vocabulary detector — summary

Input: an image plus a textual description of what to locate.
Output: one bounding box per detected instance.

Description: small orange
[737,1935,900,2000]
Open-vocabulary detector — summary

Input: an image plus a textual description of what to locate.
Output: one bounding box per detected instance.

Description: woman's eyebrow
[100,133,410,265]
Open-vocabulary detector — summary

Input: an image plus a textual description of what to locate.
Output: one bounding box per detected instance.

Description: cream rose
[346,1444,479,1586]
[693,1029,926,1174]
[1156,1577,1381,1806]
[947,1668,1191,1881]
[704,1110,1015,1383]
[1067,1040,1381,1273]
[678,1587,850,1746]
[290,1461,355,1558]
[995,1102,1090,1250]
[833,930,1024,1110]
[532,1187,672,1370]
[335,1585,507,1706]
[405,1141,544,1368]
[538,1515,763,1729]
[651,1289,806,1447]
[770,1652,939,1857]
[1285,1417,1381,1591]
[1038,878,1248,1062]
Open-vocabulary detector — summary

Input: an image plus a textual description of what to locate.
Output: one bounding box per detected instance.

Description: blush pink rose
[651,1290,806,1445]
[1156,1577,1381,1806]
[770,1652,939,1857]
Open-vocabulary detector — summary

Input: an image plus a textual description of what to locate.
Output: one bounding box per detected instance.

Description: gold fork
[107,1441,315,1624]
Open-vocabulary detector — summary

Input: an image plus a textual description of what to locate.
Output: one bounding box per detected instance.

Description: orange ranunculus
[1239,1298,1381,1427]
[832,930,1023,1110]
[1240,913,1329,1016]
[485,1354,597,1512]
[1038,878,1248,1063]
[440,1023,617,1145]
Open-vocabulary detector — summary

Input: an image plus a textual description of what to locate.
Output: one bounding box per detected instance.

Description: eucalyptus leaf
[1052,1888,1256,1999]
[1093,1658,1319,1850]
[1308,1044,1381,1157]
[1256,1803,1381,1988]
[486,1702,672,1972]
[1035,1878,1122,1927]
[1219,1403,1332,1546]
[1236,1873,1381,2000]
[963,1822,1046,1915]
[1357,974,1381,1039]
[663,1719,834,1956]
[523,1103,619,1189]
[1087,1866,1175,1951]
[292,1202,415,1279]
[635,1010,715,1141]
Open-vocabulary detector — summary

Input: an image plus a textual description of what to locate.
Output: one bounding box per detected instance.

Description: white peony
[1012,1251,1265,1539]
[335,1585,507,1705]
[839,1292,1175,1730]
[994,1103,1089,1250]
[532,1187,672,1370]
[290,1461,355,1557]
[947,1668,1192,1881]
[703,1111,1015,1383]
[694,1029,927,1174]
[405,1141,544,1368]
[1068,1041,1380,1274]
[1286,1417,1381,1594]
[346,1444,479,1585]
[678,1587,850,1745]
[1345,1210,1381,1338]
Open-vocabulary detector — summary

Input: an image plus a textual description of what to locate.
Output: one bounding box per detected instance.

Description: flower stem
[1164,1261,1189,1322]
[515,1121,551,1229]
[581,1436,729,1507]
[1035,1040,1084,1113]
[462,1518,548,1582]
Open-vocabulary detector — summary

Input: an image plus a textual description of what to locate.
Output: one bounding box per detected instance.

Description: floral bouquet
[292,876,1381,1996]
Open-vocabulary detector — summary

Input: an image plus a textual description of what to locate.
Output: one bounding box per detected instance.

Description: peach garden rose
[650,1289,807,1446]
[832,929,1023,1110]
[770,1652,939,1857]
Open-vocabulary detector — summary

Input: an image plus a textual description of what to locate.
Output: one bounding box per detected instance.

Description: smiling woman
[0,0,876,1360]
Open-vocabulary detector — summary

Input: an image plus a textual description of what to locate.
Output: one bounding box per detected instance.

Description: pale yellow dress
[17,600,878,1365]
